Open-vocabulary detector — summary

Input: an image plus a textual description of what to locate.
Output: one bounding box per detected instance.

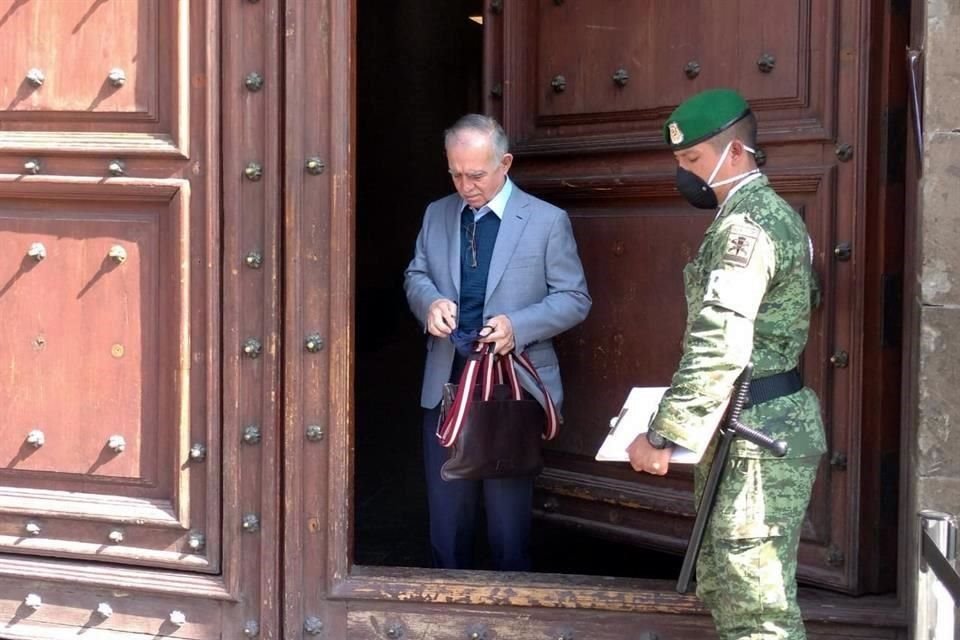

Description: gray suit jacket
[404,185,591,413]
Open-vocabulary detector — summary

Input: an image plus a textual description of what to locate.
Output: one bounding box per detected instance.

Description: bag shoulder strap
[511,352,560,441]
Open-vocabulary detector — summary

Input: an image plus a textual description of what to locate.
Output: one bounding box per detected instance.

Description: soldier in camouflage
[626,88,826,639]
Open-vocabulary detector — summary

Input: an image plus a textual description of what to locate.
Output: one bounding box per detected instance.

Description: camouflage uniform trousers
[694,452,821,640]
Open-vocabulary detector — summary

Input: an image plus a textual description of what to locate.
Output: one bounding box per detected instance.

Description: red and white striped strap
[512,351,559,441]
[481,346,496,402]
[502,355,522,401]
[436,343,487,447]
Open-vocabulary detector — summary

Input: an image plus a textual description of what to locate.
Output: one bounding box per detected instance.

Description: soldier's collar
[717,174,768,219]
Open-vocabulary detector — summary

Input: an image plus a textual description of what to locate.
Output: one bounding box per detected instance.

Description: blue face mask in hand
[449,326,494,357]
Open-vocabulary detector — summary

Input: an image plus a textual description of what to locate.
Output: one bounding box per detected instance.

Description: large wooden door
[0,0,213,573]
[285,2,907,640]
[0,1,908,638]
[484,0,902,595]
[0,1,280,637]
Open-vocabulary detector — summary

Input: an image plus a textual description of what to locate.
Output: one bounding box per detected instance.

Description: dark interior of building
[353,0,681,579]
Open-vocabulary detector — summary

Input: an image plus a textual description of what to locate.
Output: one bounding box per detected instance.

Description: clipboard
[594,387,725,464]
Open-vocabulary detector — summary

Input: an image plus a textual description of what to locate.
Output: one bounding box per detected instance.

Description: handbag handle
[437,342,487,447]
[510,351,559,441]
[481,345,525,403]
[437,343,559,447]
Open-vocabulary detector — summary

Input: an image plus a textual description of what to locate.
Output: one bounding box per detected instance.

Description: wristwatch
[646,429,674,450]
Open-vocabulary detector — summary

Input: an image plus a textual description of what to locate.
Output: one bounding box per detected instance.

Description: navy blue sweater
[458,207,501,331]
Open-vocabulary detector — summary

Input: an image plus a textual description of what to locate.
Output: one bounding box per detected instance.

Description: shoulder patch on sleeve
[722,223,761,268]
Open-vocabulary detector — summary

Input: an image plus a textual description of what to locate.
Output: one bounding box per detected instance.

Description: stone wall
[915,0,960,535]
[910,0,960,633]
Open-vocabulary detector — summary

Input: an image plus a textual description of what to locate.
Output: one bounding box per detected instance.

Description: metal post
[917,510,958,640]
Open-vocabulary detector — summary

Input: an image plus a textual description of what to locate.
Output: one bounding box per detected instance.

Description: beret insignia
[668,122,684,145]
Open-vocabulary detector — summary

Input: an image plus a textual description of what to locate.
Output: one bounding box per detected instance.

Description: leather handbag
[437,344,559,481]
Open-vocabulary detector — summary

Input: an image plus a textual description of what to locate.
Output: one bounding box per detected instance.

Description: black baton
[676,363,788,594]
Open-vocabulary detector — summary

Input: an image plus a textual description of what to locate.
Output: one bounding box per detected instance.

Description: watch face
[647,430,667,449]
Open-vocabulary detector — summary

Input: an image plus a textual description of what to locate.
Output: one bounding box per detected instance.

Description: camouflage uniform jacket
[651,175,827,460]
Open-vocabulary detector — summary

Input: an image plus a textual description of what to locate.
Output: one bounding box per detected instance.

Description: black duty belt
[747,367,803,407]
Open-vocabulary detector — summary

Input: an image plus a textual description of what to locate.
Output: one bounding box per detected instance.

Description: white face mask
[707,141,760,188]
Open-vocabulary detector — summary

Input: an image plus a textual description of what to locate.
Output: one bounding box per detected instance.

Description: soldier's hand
[478,314,515,355]
[626,434,672,476]
[426,299,458,337]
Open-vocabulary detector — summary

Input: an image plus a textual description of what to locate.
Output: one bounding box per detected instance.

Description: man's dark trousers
[422,401,534,571]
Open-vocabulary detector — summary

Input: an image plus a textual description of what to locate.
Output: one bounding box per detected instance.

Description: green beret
[663,88,751,150]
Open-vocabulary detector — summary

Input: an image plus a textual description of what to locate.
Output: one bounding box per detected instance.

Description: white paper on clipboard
[594,387,726,464]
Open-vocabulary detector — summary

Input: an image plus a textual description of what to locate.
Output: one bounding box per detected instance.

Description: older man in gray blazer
[404,114,591,571]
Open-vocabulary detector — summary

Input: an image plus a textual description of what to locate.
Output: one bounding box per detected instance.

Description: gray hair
[444,114,510,160]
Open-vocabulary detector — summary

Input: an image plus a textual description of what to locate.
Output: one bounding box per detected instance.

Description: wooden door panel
[555,201,711,434]
[0,1,157,115]
[0,177,209,571]
[0,0,186,155]
[502,0,834,156]
[538,1,803,117]
[492,0,880,593]
[0,200,166,482]
[0,575,223,639]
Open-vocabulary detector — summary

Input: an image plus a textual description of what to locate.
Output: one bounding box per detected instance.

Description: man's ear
[729,140,750,165]
[729,139,744,158]
[501,153,514,173]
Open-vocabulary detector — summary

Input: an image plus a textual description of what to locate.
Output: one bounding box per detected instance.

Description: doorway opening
[354,0,483,568]
[353,0,681,579]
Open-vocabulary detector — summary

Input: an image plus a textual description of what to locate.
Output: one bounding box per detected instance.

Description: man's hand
[478,314,515,355]
[626,433,672,476]
[426,299,458,337]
